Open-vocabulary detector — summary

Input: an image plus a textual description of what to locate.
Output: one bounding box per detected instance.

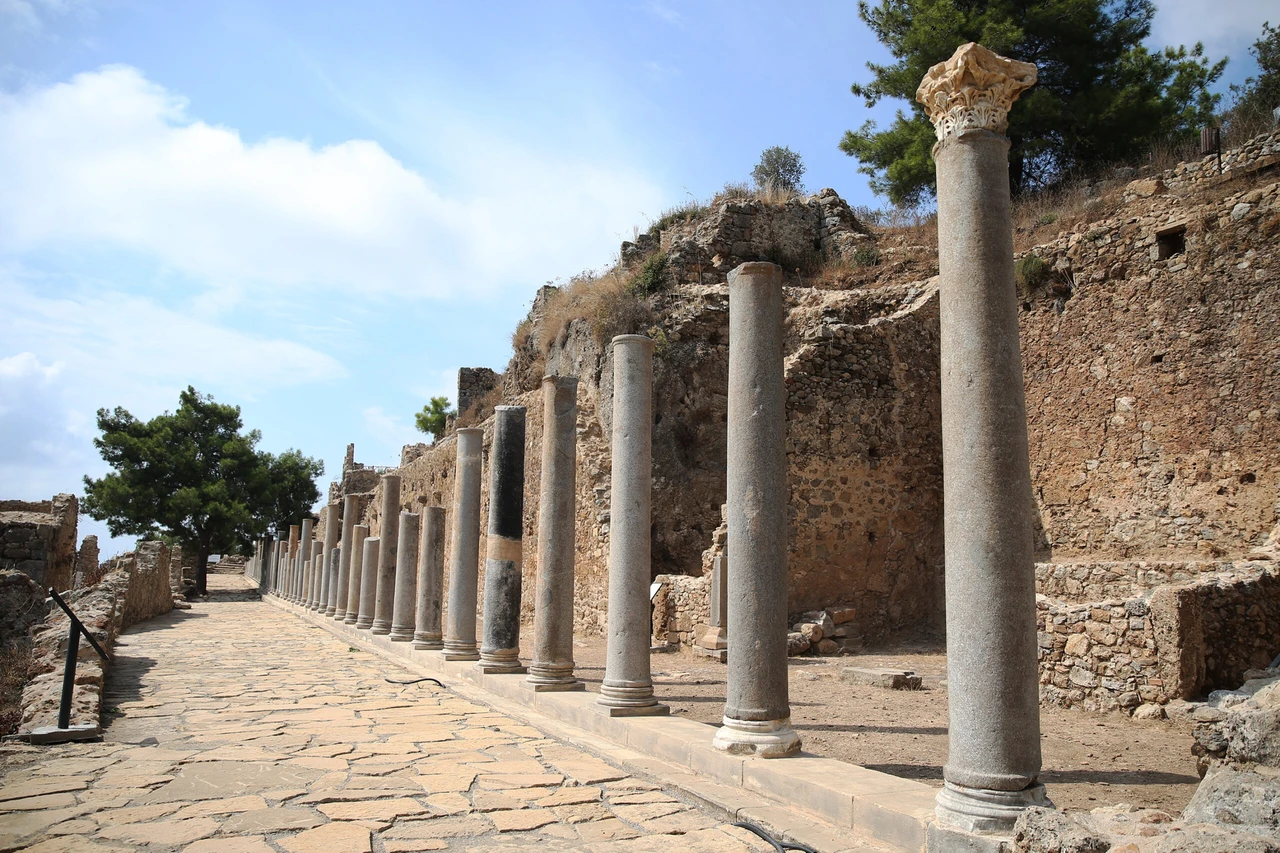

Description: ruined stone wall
[73,535,99,587]
[1020,172,1279,560]
[1037,560,1280,711]
[0,494,78,591]
[652,574,710,647]
[458,367,499,417]
[121,542,174,628]
[1036,560,1225,602]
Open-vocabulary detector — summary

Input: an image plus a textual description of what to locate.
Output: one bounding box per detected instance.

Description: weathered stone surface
[278,821,372,853]
[839,667,922,690]
[1013,807,1109,853]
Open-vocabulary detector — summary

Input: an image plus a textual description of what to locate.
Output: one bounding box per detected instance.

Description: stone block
[840,667,922,690]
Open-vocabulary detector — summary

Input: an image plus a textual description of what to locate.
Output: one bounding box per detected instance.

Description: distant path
[0,573,778,853]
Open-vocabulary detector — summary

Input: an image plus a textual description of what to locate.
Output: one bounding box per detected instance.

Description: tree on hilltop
[840,0,1227,205]
[82,387,323,595]
[1224,21,1280,138]
[751,146,806,192]
[414,396,455,442]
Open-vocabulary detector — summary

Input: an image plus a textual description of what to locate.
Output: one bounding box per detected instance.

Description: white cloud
[0,0,40,31]
[0,65,665,301]
[362,406,422,464]
[0,351,61,380]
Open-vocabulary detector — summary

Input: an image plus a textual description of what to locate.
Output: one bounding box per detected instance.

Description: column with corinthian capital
[915,42,1050,834]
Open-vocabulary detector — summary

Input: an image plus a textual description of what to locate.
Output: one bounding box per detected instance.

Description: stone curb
[263,591,932,852]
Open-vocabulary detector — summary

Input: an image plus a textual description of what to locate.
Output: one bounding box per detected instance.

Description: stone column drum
[389,511,419,642]
[477,406,527,675]
[311,507,328,610]
[527,375,584,691]
[414,506,446,650]
[917,43,1048,833]
[344,524,369,625]
[321,503,340,613]
[712,262,799,758]
[371,474,402,635]
[357,536,379,629]
[334,495,358,620]
[442,428,484,661]
[598,336,667,716]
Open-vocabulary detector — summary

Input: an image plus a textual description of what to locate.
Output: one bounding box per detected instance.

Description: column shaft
[478,406,527,674]
[598,336,667,716]
[371,474,401,634]
[334,495,358,620]
[321,503,340,614]
[414,507,446,649]
[528,375,584,691]
[344,524,369,625]
[714,262,799,758]
[297,518,313,603]
[442,429,483,661]
[390,511,419,641]
[357,536,379,629]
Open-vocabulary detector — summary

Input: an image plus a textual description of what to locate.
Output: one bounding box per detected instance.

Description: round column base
[526,664,584,692]
[414,633,444,650]
[712,716,801,758]
[597,681,668,716]
[476,650,525,674]
[370,620,392,635]
[934,781,1051,834]
[333,609,347,621]
[440,640,479,661]
[354,617,374,630]
[323,607,337,618]
[342,614,359,626]
[388,626,414,642]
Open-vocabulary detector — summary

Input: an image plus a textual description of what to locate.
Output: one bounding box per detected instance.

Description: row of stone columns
[251,43,1047,834]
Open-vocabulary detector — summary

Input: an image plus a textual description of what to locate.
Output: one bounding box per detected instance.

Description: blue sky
[0,0,1272,556]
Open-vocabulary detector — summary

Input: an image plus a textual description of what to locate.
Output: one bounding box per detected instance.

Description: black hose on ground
[384,677,444,687]
[732,821,819,853]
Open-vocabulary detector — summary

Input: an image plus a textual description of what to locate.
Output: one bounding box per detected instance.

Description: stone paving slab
[0,580,885,853]
[267,591,928,852]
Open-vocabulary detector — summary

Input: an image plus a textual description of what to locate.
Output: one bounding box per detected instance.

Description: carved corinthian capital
[916,43,1037,141]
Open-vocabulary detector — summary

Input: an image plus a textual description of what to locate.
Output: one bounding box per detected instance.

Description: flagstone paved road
[0,577,776,853]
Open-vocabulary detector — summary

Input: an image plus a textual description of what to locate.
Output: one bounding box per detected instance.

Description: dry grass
[536,269,655,353]
[455,383,504,428]
[0,640,32,735]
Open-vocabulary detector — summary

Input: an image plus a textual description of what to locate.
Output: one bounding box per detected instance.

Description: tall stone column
[333,495,358,619]
[916,43,1048,833]
[296,518,313,603]
[598,336,667,716]
[357,536,380,630]
[285,524,299,600]
[320,503,340,613]
[344,524,369,625]
[713,262,798,758]
[442,429,483,661]
[478,406,527,675]
[390,511,419,641]
[308,541,322,609]
[371,474,402,635]
[262,536,274,593]
[527,376,584,691]
[414,506,446,650]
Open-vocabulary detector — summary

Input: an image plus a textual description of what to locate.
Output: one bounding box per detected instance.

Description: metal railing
[48,588,110,731]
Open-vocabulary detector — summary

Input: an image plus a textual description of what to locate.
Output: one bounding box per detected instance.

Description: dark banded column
[477,406,527,675]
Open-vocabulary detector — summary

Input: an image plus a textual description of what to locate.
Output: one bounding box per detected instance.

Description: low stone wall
[1162,127,1280,191]
[1035,560,1224,603]
[1037,560,1280,711]
[652,574,710,647]
[18,542,176,735]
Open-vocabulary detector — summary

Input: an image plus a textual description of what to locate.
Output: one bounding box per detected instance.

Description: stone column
[390,511,419,641]
[357,536,379,629]
[296,518,313,603]
[262,536,274,593]
[527,376,583,691]
[477,406,527,674]
[321,503,340,613]
[309,540,322,609]
[285,524,299,600]
[598,336,667,716]
[344,524,369,625]
[695,552,728,661]
[713,262,798,758]
[916,43,1048,833]
[414,506,446,650]
[333,495,358,620]
[442,429,484,661]
[371,474,402,635]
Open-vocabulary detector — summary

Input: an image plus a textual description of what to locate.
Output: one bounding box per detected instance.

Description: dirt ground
[561,635,1202,816]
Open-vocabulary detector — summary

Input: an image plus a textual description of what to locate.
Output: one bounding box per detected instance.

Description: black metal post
[58,619,79,730]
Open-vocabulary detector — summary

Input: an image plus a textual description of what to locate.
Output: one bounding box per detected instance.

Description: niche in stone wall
[1154,222,1187,261]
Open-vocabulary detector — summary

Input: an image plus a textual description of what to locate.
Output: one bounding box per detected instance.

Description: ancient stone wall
[19,541,176,734]
[0,494,78,591]
[1019,171,1279,560]
[1036,560,1224,603]
[458,367,499,417]
[1037,560,1280,711]
[652,574,710,647]
[73,535,99,587]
